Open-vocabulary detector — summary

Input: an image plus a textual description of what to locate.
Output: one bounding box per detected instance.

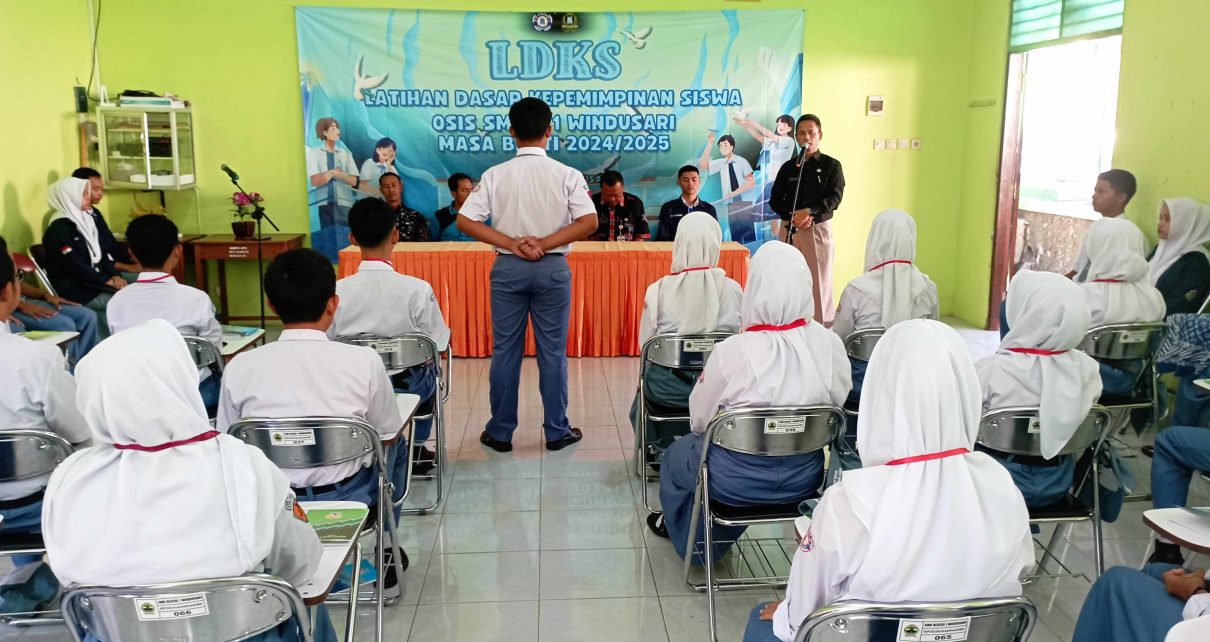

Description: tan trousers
[784,219,834,324]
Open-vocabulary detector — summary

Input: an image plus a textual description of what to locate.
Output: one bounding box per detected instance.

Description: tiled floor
[3,317,1205,641]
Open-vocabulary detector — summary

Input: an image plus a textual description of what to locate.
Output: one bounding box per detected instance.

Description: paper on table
[18,331,61,340]
[306,507,369,543]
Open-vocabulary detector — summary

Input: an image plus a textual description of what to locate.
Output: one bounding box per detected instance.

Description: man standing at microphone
[456,97,597,453]
[770,114,845,325]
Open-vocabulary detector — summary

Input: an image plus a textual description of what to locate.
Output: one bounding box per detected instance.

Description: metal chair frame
[61,574,321,642]
[228,417,408,642]
[15,248,56,297]
[632,332,732,514]
[339,333,452,515]
[977,405,1112,581]
[792,596,1037,642]
[682,405,844,642]
[835,328,886,463]
[0,429,75,626]
[182,335,224,380]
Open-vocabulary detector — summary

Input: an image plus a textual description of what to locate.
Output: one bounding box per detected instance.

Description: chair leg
[343,542,361,642]
[1091,458,1104,578]
[702,473,719,642]
[683,469,706,593]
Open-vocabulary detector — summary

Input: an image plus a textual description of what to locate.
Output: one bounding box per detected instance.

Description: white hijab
[644,212,730,339]
[1148,197,1210,285]
[48,176,100,265]
[845,320,1032,598]
[848,209,931,329]
[1082,217,1166,324]
[42,320,289,586]
[999,271,1102,458]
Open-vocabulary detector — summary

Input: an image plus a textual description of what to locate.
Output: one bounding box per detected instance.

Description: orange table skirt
[337,241,750,358]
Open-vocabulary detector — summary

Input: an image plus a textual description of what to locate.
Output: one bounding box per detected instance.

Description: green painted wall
[0,1,91,253]
[1114,0,1210,243]
[0,0,1028,323]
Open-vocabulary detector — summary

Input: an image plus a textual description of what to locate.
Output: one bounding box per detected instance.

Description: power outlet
[910,138,922,150]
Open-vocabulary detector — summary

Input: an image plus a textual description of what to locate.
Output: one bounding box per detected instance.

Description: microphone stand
[785,149,809,246]
[227,174,280,329]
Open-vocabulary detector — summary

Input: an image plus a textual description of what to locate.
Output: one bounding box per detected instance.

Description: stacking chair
[834,328,885,469]
[1078,322,1167,430]
[976,406,1112,580]
[12,252,56,297]
[682,405,844,641]
[340,333,451,515]
[792,596,1037,642]
[62,574,316,642]
[0,429,75,626]
[182,336,224,378]
[23,246,56,298]
[228,417,408,642]
[633,332,732,513]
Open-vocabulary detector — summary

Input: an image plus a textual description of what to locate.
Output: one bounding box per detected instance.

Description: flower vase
[232,221,255,239]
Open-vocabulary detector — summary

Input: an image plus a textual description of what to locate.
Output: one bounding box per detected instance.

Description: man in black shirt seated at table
[588,171,649,241]
[656,165,717,241]
[379,172,430,242]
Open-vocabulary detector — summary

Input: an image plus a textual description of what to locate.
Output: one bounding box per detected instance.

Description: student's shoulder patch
[799,526,815,553]
[59,245,72,254]
[290,496,309,523]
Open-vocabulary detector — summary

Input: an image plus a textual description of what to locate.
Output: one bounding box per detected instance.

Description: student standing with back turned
[456,97,598,452]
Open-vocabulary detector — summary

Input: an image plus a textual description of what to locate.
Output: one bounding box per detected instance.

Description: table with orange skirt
[337,241,750,357]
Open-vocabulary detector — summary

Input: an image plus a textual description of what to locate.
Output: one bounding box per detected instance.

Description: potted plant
[231,191,263,239]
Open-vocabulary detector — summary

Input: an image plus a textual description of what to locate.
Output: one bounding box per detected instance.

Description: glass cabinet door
[102,111,148,185]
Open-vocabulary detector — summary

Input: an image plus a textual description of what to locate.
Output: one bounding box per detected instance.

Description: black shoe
[646,447,662,473]
[479,431,513,453]
[412,445,436,475]
[1142,445,1155,459]
[546,427,583,451]
[1146,541,1184,566]
[382,547,410,590]
[646,512,669,539]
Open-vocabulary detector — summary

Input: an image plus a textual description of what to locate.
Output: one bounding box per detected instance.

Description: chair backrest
[703,406,843,458]
[0,429,74,483]
[13,251,56,297]
[182,336,224,376]
[340,334,438,373]
[1078,322,1166,362]
[793,596,1036,642]
[843,328,885,362]
[977,406,1110,458]
[641,332,732,370]
[227,417,379,469]
[62,574,313,642]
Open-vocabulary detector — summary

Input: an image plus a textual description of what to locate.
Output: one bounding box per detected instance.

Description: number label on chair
[763,417,806,434]
[270,429,317,447]
[1027,417,1041,434]
[371,342,397,354]
[896,616,971,642]
[682,339,715,353]
[134,593,210,621]
[1119,330,1148,344]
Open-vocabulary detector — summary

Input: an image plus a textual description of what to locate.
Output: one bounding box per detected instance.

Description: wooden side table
[192,234,304,322]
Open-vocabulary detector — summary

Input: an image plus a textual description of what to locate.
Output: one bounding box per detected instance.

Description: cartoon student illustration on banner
[734,113,795,238]
[307,117,369,258]
[699,131,756,243]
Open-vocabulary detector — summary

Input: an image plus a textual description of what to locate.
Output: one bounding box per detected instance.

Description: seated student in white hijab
[40,177,127,338]
[629,212,743,461]
[645,241,851,563]
[42,320,337,642]
[1147,198,1210,317]
[217,249,408,587]
[743,320,1033,642]
[329,197,450,476]
[0,249,89,615]
[831,209,938,468]
[975,271,1101,507]
[1080,217,1166,395]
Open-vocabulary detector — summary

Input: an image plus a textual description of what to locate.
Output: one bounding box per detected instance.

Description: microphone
[220,164,239,181]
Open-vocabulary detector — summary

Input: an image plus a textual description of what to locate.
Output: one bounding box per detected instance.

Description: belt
[304,468,373,495]
[494,251,567,257]
[0,490,45,510]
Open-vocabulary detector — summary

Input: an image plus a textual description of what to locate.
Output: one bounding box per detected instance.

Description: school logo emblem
[532,13,553,32]
[272,433,284,443]
[799,526,815,553]
[902,624,920,636]
[140,602,156,614]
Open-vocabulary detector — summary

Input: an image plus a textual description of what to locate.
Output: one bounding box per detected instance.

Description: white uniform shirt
[329,259,451,352]
[638,277,743,345]
[831,282,939,341]
[216,330,402,487]
[458,147,596,254]
[106,272,222,380]
[1184,574,1210,620]
[0,325,89,500]
[708,155,755,203]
